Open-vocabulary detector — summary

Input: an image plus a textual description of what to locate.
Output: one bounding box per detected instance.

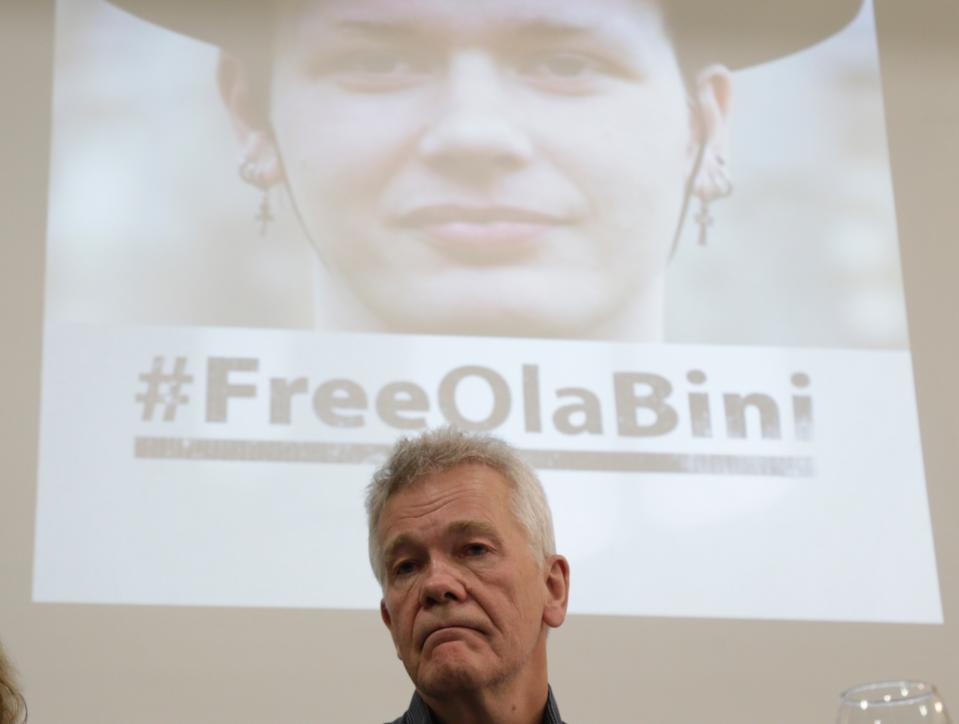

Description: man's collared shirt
[386,685,566,724]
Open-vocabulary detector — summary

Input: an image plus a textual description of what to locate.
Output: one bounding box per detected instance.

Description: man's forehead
[378,465,514,534]
[383,519,503,556]
[387,464,511,514]
[279,0,667,42]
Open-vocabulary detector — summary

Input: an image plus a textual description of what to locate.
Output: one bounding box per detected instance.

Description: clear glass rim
[840,680,940,707]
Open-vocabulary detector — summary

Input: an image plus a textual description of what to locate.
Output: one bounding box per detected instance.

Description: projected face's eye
[514,50,621,93]
[325,48,437,91]
[524,52,592,77]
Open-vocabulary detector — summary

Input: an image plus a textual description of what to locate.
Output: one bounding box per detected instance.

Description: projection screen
[2,0,958,721]
[34,0,939,621]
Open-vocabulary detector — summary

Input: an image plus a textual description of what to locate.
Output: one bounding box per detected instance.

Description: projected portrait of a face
[77,0,884,346]
[220,0,730,341]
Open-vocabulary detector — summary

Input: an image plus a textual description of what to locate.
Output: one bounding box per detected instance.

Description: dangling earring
[254,187,274,236]
[693,199,714,247]
[693,155,734,247]
[238,159,274,236]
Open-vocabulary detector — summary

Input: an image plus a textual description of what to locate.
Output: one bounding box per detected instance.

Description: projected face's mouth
[391,204,571,251]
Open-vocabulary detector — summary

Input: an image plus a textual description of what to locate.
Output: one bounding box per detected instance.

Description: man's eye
[393,560,417,576]
[463,543,490,557]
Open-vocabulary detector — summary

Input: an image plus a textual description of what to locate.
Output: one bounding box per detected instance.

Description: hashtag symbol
[136,356,193,422]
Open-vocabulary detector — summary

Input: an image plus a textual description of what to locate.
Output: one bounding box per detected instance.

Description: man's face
[376,464,562,696]
[268,0,695,339]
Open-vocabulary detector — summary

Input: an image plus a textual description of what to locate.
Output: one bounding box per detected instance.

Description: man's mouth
[419,623,485,650]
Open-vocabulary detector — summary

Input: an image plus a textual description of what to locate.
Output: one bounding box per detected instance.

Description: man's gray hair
[366,427,556,586]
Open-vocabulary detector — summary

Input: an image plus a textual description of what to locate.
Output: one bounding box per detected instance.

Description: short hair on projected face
[365,428,557,586]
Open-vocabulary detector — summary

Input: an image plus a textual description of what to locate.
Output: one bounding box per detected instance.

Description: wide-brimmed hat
[108,0,864,71]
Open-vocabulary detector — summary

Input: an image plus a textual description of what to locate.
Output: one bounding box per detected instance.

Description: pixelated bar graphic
[134,437,814,477]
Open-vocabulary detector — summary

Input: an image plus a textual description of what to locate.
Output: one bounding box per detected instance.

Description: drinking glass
[838,681,952,724]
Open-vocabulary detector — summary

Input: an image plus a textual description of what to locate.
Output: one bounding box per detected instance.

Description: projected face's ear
[217,51,283,189]
[688,64,734,201]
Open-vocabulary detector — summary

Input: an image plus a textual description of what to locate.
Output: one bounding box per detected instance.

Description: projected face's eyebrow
[283,6,651,65]
[328,20,434,44]
[330,17,601,37]
[501,19,618,42]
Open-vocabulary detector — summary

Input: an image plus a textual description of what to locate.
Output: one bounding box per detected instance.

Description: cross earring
[694,155,734,246]
[239,159,274,236]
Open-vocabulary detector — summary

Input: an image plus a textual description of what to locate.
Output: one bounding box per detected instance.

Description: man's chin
[414,656,488,697]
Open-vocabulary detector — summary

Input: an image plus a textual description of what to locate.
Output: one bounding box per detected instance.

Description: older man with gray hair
[367,428,570,724]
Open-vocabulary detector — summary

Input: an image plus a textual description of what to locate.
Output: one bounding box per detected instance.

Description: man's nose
[419,558,467,607]
[417,52,533,180]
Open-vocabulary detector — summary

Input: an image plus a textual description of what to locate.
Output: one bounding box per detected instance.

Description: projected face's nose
[417,52,534,180]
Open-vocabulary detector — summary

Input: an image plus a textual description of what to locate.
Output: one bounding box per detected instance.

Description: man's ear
[688,64,733,201]
[217,51,283,188]
[380,599,402,658]
[542,555,570,629]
